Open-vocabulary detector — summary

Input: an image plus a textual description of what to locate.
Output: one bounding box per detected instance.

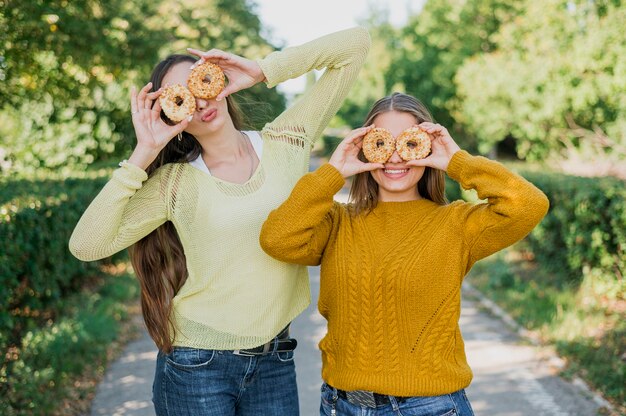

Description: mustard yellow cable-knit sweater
[69,27,370,350]
[260,151,549,396]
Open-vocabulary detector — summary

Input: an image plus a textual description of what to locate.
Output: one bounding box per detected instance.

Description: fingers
[343,125,374,145]
[187,48,231,68]
[145,88,162,111]
[137,82,152,111]
[419,122,449,137]
[130,86,138,116]
[152,95,162,116]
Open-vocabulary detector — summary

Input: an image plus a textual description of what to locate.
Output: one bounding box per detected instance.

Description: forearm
[258,27,370,88]
[69,163,167,261]
[259,27,370,143]
[260,163,344,265]
[447,151,549,260]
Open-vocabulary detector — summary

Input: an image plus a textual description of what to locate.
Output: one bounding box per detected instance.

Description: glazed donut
[396,127,432,161]
[187,62,225,99]
[159,84,196,123]
[362,128,395,163]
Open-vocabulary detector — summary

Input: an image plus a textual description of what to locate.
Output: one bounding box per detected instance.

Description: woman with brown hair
[69,27,370,415]
[260,92,550,415]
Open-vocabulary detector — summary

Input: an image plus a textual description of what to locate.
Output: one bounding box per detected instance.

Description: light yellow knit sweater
[69,27,370,350]
[260,151,549,396]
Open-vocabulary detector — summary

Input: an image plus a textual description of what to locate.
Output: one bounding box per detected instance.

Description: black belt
[336,388,408,407]
[232,326,297,356]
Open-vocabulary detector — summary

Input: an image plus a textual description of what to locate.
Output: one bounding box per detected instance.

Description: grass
[1,262,142,416]
[467,245,626,412]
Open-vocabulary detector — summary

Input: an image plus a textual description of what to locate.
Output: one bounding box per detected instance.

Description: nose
[388,150,403,163]
[195,97,209,110]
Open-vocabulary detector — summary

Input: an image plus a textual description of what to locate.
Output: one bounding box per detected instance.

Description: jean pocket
[276,350,295,362]
[165,347,216,370]
[398,394,457,416]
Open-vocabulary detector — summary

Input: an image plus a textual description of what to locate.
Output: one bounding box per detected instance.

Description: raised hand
[406,122,461,172]
[128,82,190,169]
[187,48,265,101]
[328,126,384,178]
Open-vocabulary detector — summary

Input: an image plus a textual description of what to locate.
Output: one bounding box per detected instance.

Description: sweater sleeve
[447,151,550,264]
[69,162,170,261]
[257,27,370,147]
[260,163,345,266]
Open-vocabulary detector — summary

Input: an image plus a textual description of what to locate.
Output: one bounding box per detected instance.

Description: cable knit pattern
[69,27,370,350]
[260,151,550,396]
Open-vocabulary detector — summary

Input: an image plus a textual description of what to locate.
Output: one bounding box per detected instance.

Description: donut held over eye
[396,127,432,161]
[362,128,395,163]
[159,84,196,123]
[187,62,225,99]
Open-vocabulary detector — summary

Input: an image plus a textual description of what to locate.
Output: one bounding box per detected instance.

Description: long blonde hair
[349,92,448,214]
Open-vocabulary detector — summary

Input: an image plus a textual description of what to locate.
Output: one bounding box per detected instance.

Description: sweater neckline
[189,131,264,188]
[372,198,436,214]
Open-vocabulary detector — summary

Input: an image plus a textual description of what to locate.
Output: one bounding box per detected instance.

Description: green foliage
[522,170,625,286]
[0,169,124,359]
[0,0,285,174]
[388,0,522,130]
[1,272,139,416]
[333,9,400,128]
[455,0,626,162]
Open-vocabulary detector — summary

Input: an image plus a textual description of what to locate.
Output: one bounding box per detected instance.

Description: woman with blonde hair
[260,92,549,415]
[70,27,370,415]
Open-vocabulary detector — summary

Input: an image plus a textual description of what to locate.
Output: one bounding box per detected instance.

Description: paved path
[90,264,605,416]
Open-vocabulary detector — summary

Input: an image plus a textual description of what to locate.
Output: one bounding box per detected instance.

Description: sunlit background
[1,1,624,414]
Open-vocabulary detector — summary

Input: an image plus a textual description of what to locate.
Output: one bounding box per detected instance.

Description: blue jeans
[152,346,298,415]
[320,383,474,416]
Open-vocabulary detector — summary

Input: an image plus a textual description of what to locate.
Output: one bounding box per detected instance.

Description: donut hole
[406,140,417,149]
[376,139,386,148]
[202,75,212,84]
[175,96,184,107]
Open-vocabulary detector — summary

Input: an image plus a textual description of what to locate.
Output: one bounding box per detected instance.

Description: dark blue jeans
[152,346,298,415]
[320,383,474,416]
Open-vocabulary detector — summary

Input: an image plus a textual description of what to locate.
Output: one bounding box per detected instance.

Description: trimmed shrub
[522,171,626,287]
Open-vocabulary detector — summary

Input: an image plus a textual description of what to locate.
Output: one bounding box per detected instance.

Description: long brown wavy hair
[129,54,246,353]
[349,92,448,214]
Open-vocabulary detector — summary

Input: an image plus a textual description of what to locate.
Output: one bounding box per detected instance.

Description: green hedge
[0,172,121,381]
[0,169,136,414]
[522,171,626,286]
[0,172,120,350]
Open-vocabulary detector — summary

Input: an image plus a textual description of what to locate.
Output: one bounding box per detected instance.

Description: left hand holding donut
[329,126,385,178]
[406,122,461,172]
[187,48,265,101]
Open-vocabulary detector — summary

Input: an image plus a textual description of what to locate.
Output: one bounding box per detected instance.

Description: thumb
[361,162,384,172]
[406,157,431,168]
[168,117,190,137]
[216,84,238,101]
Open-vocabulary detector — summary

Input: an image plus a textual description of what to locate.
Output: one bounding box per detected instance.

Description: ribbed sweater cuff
[313,163,346,196]
[256,57,279,89]
[112,161,148,189]
[446,150,472,184]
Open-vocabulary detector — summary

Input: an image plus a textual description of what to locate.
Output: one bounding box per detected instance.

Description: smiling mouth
[384,169,409,174]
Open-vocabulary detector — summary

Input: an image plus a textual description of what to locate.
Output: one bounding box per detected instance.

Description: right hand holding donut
[328,126,384,178]
[128,82,190,170]
[187,48,265,101]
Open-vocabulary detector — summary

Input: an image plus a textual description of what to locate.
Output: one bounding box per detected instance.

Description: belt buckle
[345,390,377,408]
[232,349,256,357]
